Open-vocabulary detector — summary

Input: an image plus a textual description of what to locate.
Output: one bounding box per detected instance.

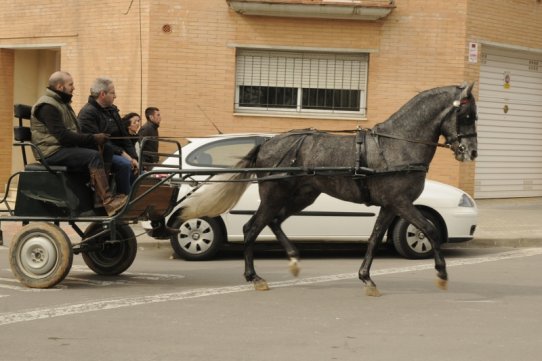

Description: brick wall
[0,49,14,193]
[1,0,541,195]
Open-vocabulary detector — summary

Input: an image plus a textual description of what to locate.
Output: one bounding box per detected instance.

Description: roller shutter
[475,46,542,198]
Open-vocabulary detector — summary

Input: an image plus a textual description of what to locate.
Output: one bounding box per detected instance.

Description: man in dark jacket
[138,106,178,239]
[139,106,161,170]
[31,71,127,216]
[78,77,138,195]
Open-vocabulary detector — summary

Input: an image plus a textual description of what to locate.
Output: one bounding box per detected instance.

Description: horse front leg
[396,207,448,290]
[269,220,300,277]
[359,208,396,297]
[242,215,270,291]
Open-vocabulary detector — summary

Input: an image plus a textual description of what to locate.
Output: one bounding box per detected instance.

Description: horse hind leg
[268,189,320,278]
[242,207,282,291]
[269,220,300,277]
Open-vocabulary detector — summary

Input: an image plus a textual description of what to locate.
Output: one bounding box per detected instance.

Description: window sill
[233,111,368,122]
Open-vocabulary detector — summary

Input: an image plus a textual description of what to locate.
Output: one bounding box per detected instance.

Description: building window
[235,49,368,118]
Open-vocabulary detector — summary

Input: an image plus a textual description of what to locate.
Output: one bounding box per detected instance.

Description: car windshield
[186,136,268,168]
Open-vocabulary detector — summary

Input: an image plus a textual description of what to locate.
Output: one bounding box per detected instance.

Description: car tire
[392,210,443,259]
[170,217,224,261]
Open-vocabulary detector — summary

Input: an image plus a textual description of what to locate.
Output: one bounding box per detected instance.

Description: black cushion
[24,163,68,172]
[13,126,32,142]
[14,104,32,119]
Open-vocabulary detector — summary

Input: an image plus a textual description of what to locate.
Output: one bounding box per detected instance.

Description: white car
[152,134,478,261]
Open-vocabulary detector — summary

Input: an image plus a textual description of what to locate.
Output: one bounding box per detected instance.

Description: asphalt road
[1,245,542,361]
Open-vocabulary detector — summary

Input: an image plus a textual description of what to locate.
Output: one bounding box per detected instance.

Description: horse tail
[177,144,261,221]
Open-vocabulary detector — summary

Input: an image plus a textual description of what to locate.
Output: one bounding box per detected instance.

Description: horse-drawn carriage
[0,104,184,288]
[1,83,478,296]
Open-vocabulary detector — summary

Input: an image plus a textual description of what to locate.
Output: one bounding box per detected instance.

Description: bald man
[30,71,127,216]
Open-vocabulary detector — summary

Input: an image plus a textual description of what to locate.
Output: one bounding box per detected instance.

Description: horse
[178,82,478,296]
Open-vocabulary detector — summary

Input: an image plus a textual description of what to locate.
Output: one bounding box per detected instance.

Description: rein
[283,128,451,148]
[369,130,451,149]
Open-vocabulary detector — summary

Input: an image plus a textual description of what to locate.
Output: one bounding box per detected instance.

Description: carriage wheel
[81,222,137,275]
[392,210,443,259]
[9,222,73,288]
[170,217,224,261]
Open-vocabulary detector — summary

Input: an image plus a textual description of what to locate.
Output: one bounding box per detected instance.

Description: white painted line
[1,248,541,327]
[70,265,186,280]
[0,284,27,291]
[64,277,128,287]
[0,278,56,292]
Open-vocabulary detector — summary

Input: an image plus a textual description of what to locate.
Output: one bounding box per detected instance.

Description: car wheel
[81,222,137,275]
[170,217,224,261]
[392,210,443,259]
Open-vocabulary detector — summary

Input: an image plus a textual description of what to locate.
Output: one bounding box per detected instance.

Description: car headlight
[458,193,475,207]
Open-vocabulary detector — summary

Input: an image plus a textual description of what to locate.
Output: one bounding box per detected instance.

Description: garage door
[475,46,542,198]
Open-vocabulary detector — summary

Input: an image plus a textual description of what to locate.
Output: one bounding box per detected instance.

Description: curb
[458,238,542,248]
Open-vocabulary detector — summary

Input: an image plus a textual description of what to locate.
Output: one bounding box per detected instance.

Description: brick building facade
[1,0,541,198]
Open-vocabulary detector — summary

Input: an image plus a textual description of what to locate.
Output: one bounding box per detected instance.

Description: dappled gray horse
[179,83,478,296]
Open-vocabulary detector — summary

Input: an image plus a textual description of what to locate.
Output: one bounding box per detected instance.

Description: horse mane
[380,86,457,128]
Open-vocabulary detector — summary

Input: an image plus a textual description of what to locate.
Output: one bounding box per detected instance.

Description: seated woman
[122,112,142,157]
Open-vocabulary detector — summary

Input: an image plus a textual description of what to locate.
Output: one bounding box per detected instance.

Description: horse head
[441,82,478,161]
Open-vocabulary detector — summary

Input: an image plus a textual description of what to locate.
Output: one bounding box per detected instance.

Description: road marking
[0,278,58,292]
[0,267,187,291]
[1,248,541,327]
[70,265,186,281]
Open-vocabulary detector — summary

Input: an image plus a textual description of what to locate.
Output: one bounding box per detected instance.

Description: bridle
[370,96,477,154]
[444,97,478,155]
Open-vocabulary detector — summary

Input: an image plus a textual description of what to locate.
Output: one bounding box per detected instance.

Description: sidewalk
[1,196,541,248]
[466,197,542,248]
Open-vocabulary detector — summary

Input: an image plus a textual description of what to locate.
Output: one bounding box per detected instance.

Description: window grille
[235,49,368,117]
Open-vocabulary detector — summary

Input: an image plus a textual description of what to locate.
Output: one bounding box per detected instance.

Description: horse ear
[460,81,475,99]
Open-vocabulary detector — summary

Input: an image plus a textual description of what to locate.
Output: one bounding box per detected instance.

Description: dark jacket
[138,121,159,165]
[78,96,138,159]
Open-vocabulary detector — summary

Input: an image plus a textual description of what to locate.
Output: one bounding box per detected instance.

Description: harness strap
[273,133,309,168]
[371,131,390,170]
[355,129,368,171]
[354,129,373,205]
[370,130,451,149]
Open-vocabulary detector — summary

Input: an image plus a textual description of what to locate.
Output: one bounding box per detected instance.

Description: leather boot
[90,167,128,216]
[92,163,113,208]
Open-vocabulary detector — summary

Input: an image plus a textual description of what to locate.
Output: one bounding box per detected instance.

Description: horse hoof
[435,278,448,290]
[365,286,381,297]
[289,258,300,277]
[253,280,270,291]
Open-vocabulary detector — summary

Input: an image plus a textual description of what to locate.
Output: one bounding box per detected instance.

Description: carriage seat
[13,104,68,173]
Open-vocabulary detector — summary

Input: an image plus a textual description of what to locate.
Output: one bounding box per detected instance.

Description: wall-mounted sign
[468,42,478,64]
